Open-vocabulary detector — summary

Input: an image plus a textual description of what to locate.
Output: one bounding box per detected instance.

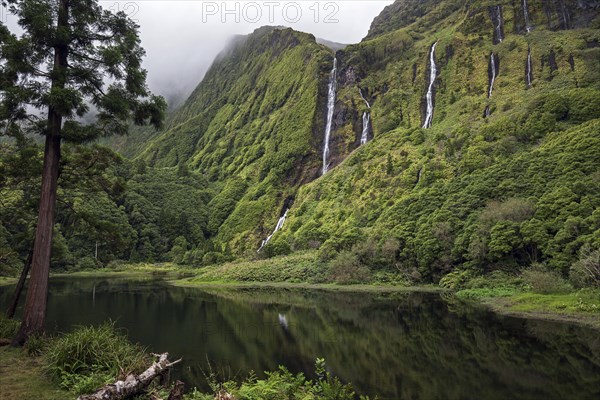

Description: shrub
[44,323,150,394]
[24,333,48,356]
[522,267,572,294]
[263,238,292,258]
[0,316,19,339]
[569,246,600,288]
[76,256,102,270]
[317,240,338,262]
[105,260,127,270]
[327,252,372,284]
[463,270,524,291]
[439,269,476,290]
[185,359,361,400]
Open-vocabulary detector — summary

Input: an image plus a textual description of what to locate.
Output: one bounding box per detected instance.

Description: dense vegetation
[1,0,600,292]
[0,320,370,399]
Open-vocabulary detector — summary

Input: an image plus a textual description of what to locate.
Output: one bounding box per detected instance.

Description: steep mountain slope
[131,27,333,254]
[106,0,599,280]
[267,0,600,280]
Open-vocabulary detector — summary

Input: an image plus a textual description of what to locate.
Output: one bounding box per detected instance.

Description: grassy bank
[3,253,598,329]
[452,270,600,329]
[0,321,371,400]
[0,347,70,400]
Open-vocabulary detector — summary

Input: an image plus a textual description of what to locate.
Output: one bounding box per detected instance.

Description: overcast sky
[4,1,394,106]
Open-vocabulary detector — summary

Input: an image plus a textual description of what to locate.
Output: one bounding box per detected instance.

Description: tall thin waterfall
[359,88,371,109]
[361,112,370,145]
[523,0,531,32]
[422,42,438,129]
[526,47,533,87]
[322,58,338,175]
[257,209,289,253]
[488,53,497,98]
[489,5,504,44]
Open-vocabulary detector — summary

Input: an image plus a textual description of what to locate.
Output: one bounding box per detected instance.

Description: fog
[3,1,394,107]
[110,1,394,106]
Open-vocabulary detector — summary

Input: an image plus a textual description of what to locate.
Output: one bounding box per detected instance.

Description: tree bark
[77,353,181,400]
[5,244,33,319]
[11,0,68,346]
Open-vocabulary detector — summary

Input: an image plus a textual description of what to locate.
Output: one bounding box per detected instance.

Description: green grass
[0,347,70,400]
[0,276,16,286]
[456,287,520,299]
[510,289,600,314]
[44,323,150,395]
[182,252,328,284]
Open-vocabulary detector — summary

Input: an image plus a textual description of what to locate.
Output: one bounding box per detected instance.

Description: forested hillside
[1,0,599,285]
[278,0,600,281]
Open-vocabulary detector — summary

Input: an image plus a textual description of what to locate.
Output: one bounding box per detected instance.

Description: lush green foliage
[2,1,600,288]
[0,315,20,338]
[185,358,369,400]
[186,252,328,284]
[43,323,150,394]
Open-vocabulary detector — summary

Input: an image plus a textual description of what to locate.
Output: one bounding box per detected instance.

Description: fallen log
[78,353,181,400]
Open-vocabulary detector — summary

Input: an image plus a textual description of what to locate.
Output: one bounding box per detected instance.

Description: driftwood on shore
[77,353,181,400]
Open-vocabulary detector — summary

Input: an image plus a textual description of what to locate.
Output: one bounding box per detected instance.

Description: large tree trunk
[11,133,61,345]
[11,0,68,346]
[5,244,33,319]
[77,353,181,400]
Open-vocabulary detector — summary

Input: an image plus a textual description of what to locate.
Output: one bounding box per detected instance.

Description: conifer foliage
[0,0,166,344]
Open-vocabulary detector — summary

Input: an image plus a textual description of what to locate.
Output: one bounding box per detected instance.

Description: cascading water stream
[523,0,532,32]
[495,6,504,42]
[359,88,371,109]
[422,42,438,129]
[257,209,289,253]
[526,47,533,87]
[322,58,338,175]
[361,112,370,145]
[489,5,504,44]
[488,53,497,98]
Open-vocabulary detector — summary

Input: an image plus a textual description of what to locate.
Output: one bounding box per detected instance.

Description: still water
[1,276,599,399]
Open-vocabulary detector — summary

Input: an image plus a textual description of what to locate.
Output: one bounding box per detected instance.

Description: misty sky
[3,1,394,106]
[105,1,394,105]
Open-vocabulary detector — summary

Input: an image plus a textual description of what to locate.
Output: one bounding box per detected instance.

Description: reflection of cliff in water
[1,278,598,399]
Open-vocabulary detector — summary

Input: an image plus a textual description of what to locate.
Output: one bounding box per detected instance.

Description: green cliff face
[275,0,600,279]
[118,1,600,276]
[133,27,333,255]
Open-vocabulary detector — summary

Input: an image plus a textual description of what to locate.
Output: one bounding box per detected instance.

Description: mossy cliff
[109,1,600,279]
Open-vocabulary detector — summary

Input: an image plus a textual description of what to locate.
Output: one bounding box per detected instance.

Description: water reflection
[1,278,598,399]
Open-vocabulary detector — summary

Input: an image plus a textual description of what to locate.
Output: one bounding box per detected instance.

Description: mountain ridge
[97,0,600,275]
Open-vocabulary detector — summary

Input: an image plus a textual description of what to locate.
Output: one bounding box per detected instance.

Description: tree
[1,0,166,344]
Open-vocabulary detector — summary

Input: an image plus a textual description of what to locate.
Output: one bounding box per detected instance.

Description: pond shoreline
[1,268,598,330]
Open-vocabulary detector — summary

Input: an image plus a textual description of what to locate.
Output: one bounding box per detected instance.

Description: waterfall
[257,209,289,253]
[489,5,504,44]
[322,57,338,175]
[488,53,497,98]
[523,0,532,32]
[359,88,371,109]
[422,42,438,129]
[361,112,370,145]
[526,47,533,87]
[484,105,491,118]
[496,6,504,42]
